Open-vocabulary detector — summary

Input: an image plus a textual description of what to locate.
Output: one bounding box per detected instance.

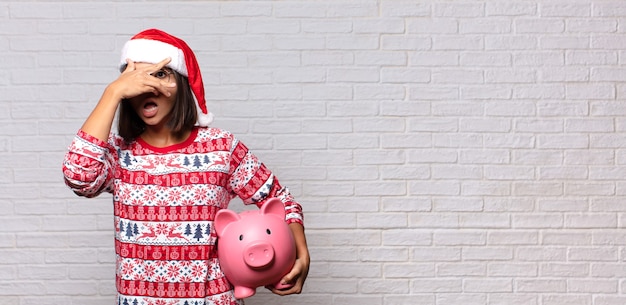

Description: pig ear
[261,198,286,218]
[214,209,240,237]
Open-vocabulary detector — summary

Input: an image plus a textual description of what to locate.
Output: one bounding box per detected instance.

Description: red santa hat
[120,28,213,126]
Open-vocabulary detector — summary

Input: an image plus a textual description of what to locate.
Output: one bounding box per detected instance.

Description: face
[128,63,178,128]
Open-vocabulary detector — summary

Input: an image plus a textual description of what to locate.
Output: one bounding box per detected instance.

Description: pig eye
[266,229,271,235]
[238,234,243,241]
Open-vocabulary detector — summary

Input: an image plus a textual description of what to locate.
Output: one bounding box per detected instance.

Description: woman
[62,29,309,305]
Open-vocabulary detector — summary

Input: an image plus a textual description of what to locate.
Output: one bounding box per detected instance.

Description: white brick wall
[1,1,626,304]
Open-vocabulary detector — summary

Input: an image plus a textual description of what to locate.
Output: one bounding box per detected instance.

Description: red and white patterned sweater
[63,127,303,305]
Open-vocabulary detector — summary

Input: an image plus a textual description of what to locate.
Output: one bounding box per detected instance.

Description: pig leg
[234,286,257,299]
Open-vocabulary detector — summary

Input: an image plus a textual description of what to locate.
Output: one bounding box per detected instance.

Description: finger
[279,272,296,286]
[152,57,172,71]
[143,79,174,97]
[267,281,302,296]
[122,59,135,73]
[267,268,303,295]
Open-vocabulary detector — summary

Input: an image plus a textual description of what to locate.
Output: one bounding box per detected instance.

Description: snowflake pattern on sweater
[63,127,304,305]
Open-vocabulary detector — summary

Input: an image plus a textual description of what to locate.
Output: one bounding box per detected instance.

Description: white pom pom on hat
[120,29,213,127]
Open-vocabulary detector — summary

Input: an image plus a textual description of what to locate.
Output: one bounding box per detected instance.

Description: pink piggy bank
[215,198,296,299]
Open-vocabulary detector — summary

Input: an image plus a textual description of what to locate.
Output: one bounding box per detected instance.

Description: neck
[141,126,191,148]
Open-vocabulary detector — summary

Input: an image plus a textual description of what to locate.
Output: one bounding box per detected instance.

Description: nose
[243,242,275,269]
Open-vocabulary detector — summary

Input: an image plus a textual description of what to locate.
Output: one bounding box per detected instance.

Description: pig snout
[243,242,275,269]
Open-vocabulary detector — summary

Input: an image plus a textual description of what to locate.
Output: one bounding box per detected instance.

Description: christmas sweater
[62,127,304,305]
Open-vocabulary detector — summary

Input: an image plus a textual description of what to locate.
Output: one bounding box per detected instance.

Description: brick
[412,247,461,262]
[0,282,46,296]
[433,69,483,84]
[411,279,462,292]
[486,35,537,50]
[540,36,590,49]
[539,67,589,82]
[565,214,617,229]
[541,3,590,17]
[383,229,430,246]
[462,86,513,100]
[568,19,617,33]
[566,50,618,65]
[514,84,565,99]
[320,230,380,246]
[302,20,352,34]
[460,213,511,228]
[384,263,435,278]
[409,85,459,100]
[464,279,513,292]
[434,231,485,246]
[542,232,592,246]
[516,279,566,292]
[541,295,591,305]
[433,35,483,50]
[538,199,588,212]
[408,19,458,34]
[516,19,565,33]
[382,197,431,212]
[332,262,382,278]
[540,263,589,277]
[513,214,563,229]
[409,213,459,229]
[568,279,617,293]
[486,2,537,16]
[594,2,626,17]
[463,247,513,261]
[464,53,512,67]
[488,262,537,276]
[353,117,405,132]
[360,247,408,262]
[247,20,300,34]
[355,51,407,66]
[302,50,354,65]
[354,18,405,34]
[355,181,406,197]
[539,166,588,180]
[489,294,539,305]
[381,134,432,148]
[303,85,352,100]
[17,265,67,280]
[328,67,380,82]
[410,51,459,66]
[485,101,536,116]
[355,84,406,100]
[460,149,510,164]
[274,2,326,18]
[382,35,431,51]
[328,134,379,149]
[410,181,460,196]
[328,34,379,50]
[460,19,511,34]
[381,67,429,83]
[381,2,430,17]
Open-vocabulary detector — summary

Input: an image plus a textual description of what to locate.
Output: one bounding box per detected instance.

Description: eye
[238,234,243,241]
[152,69,169,79]
[266,229,271,235]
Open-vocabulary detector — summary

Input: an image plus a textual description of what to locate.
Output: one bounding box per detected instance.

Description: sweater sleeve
[227,136,304,226]
[62,130,117,198]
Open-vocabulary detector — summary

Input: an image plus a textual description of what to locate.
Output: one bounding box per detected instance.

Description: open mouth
[142,102,158,118]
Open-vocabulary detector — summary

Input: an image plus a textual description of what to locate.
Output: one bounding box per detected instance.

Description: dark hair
[117,71,198,143]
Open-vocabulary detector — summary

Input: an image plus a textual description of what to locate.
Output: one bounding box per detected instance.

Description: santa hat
[120,28,213,126]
